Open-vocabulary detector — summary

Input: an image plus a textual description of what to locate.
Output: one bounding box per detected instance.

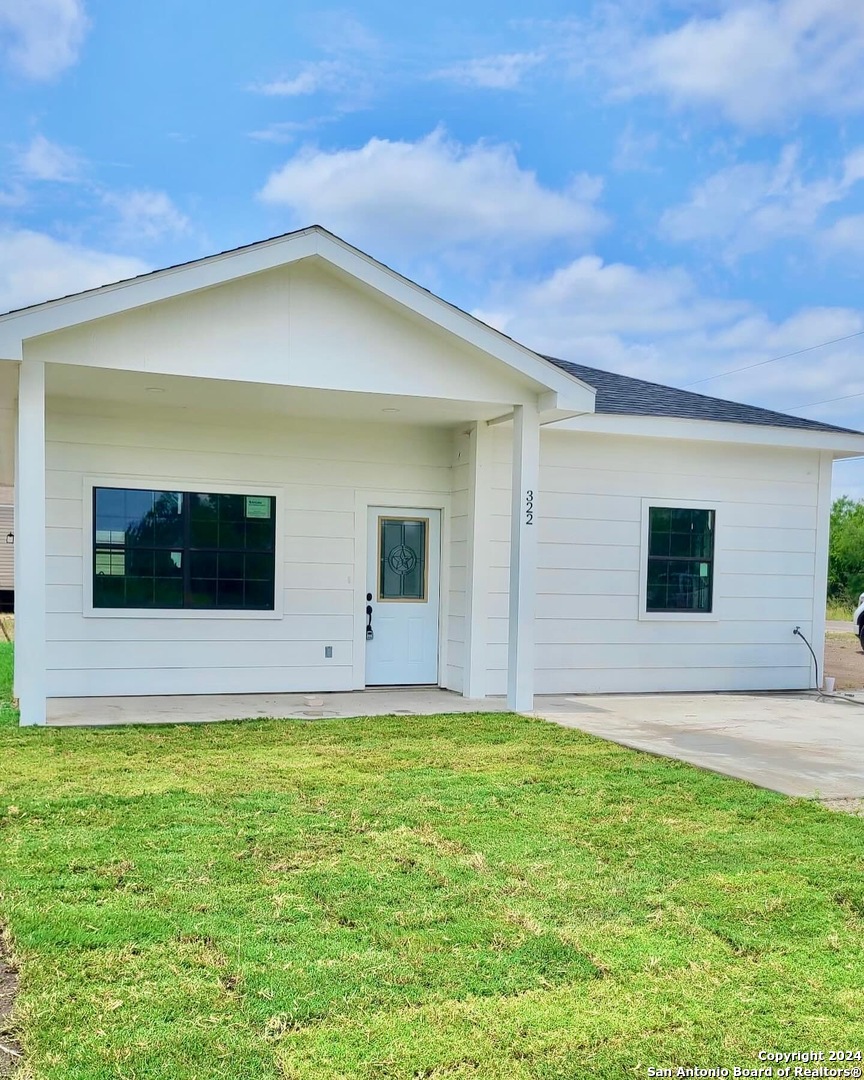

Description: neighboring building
[1,226,862,726]
[0,486,12,612]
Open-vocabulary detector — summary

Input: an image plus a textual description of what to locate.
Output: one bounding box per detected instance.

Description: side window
[646,507,715,613]
[93,487,276,610]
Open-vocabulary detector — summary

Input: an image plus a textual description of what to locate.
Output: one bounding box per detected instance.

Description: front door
[365,507,440,685]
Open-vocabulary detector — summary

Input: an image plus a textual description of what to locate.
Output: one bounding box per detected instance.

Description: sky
[2,0,864,496]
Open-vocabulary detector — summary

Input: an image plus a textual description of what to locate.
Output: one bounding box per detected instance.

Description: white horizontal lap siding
[445,434,471,693]
[45,406,452,697]
[484,428,822,695]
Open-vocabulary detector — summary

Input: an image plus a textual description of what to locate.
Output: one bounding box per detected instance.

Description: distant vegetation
[828,496,864,611]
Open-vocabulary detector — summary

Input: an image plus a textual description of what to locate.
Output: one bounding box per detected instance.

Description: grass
[0,643,863,1078]
[827,598,856,622]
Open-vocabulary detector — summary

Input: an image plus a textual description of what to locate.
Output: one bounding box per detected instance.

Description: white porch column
[507,401,540,711]
[463,420,492,698]
[15,360,47,726]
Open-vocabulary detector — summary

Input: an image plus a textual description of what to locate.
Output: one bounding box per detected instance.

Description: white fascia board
[0,227,597,414]
[0,229,322,361]
[549,410,864,455]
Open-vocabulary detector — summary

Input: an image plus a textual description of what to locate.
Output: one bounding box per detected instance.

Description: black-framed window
[93,487,276,610]
[646,507,715,613]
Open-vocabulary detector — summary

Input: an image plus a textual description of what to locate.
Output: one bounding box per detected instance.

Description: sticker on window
[245,496,271,519]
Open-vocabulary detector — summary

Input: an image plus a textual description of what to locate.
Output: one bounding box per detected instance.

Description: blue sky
[2,0,864,495]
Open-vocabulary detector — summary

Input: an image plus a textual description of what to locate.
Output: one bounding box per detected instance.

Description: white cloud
[251,60,347,97]
[248,122,305,144]
[475,256,747,371]
[609,0,864,127]
[258,128,605,258]
[0,184,27,208]
[612,123,660,172]
[102,190,190,243]
[433,52,543,90]
[18,134,84,182]
[247,118,335,144]
[0,230,148,313]
[0,0,88,80]
[823,214,864,253]
[660,143,864,255]
[307,12,379,56]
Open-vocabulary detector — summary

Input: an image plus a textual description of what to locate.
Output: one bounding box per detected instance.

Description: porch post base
[18,694,47,727]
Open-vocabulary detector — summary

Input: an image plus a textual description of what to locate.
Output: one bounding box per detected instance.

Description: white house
[1,226,862,727]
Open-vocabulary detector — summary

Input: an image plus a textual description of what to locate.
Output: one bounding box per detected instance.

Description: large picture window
[93,487,276,610]
[646,506,715,613]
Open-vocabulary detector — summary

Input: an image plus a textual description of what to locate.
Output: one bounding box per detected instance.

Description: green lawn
[0,643,862,1078]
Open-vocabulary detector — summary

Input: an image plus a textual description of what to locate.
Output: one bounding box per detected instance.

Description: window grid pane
[646,507,715,613]
[93,487,275,611]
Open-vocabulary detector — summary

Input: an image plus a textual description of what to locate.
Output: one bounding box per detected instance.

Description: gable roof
[547,357,862,437]
[0,225,859,440]
[0,226,594,415]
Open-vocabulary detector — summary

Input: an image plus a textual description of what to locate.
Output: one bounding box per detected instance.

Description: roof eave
[548,410,864,454]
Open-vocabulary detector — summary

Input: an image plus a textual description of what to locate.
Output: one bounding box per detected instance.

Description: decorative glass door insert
[378,517,428,602]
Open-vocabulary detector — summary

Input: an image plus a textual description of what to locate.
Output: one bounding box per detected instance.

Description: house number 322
[525,489,534,525]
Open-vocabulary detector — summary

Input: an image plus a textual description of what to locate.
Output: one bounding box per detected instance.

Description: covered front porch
[2,229,596,726]
[14,360,591,726]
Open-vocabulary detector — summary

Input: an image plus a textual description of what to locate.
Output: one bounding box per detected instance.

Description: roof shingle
[546,357,862,436]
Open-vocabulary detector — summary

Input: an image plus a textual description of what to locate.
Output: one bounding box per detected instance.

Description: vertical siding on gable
[484,426,822,695]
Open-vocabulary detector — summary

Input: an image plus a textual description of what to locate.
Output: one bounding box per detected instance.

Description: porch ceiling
[46,362,518,427]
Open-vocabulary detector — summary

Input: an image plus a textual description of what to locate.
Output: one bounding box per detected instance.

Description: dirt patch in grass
[824,631,864,691]
[0,931,21,1077]
[820,797,864,816]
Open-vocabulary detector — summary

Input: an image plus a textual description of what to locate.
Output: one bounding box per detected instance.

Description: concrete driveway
[536,692,864,802]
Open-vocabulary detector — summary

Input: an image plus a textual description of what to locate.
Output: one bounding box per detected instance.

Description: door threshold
[364,684,444,691]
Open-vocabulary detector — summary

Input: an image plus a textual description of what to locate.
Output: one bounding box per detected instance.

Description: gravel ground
[824,631,864,691]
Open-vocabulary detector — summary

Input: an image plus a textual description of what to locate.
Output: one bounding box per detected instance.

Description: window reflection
[93,487,275,610]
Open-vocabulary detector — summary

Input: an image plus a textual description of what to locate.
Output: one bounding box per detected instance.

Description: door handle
[366,602,374,640]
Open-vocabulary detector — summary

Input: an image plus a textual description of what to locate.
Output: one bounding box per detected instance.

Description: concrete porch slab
[47,687,507,727]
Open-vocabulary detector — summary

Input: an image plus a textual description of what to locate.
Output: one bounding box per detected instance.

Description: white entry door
[365,507,440,685]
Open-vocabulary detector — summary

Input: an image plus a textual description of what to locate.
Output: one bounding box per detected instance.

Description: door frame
[352,489,451,690]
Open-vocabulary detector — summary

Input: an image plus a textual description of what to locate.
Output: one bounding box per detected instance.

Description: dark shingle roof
[546,357,863,436]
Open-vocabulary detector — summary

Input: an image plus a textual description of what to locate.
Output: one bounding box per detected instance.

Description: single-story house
[1,226,862,727]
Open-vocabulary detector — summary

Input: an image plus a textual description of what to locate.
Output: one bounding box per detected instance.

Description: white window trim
[83,474,285,620]
[638,497,720,623]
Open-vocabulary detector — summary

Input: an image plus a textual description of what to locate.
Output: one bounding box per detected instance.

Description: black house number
[525,489,534,525]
